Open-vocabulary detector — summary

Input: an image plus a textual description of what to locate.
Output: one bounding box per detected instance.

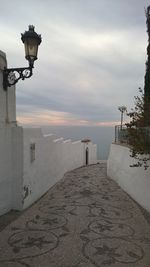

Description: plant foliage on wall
[126,88,150,169]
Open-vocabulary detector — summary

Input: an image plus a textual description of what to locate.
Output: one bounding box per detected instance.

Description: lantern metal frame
[3,66,33,90]
[3,25,41,90]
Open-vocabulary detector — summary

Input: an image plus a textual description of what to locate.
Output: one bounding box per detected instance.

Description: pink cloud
[17,113,120,127]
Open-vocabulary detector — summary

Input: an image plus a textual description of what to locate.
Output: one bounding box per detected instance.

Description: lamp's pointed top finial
[29,25,35,31]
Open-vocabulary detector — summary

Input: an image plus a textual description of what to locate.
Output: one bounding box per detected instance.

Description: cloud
[1,0,150,125]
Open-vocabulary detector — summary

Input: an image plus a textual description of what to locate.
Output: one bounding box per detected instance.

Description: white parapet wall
[22,128,97,210]
[107,143,150,212]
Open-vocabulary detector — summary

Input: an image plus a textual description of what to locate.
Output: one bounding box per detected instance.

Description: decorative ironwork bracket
[3,66,33,90]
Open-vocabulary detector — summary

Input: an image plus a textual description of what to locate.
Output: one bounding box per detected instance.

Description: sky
[1,0,150,126]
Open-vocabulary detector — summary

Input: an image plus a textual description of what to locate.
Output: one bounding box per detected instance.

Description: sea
[42,126,115,160]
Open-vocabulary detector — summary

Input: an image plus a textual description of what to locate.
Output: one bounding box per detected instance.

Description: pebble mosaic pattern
[0,163,150,267]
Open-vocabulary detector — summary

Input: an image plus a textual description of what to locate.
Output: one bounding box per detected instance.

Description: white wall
[11,126,23,211]
[107,143,150,212]
[0,51,22,215]
[0,124,23,215]
[0,125,13,214]
[22,128,97,209]
[88,143,97,164]
[0,50,16,125]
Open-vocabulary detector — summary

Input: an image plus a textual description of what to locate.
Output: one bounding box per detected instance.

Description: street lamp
[3,25,42,90]
[118,105,127,130]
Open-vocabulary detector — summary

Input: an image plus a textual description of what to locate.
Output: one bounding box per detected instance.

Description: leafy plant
[126,88,150,169]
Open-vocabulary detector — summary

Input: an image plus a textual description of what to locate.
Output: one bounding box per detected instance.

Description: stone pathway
[0,163,150,267]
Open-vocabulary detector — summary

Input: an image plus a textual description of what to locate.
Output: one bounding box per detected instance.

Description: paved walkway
[0,163,150,267]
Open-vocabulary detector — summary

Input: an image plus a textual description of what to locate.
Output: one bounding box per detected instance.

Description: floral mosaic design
[83,238,144,266]
[0,163,150,266]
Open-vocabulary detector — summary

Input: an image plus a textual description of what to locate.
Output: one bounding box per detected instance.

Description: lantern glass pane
[24,38,38,60]
[24,42,29,58]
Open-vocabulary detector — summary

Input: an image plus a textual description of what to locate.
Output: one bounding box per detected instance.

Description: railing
[115,125,150,144]
[115,125,129,144]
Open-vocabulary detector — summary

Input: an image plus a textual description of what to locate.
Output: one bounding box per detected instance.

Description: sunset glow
[17,110,120,127]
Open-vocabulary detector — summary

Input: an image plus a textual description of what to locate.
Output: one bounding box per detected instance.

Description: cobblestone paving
[0,163,150,267]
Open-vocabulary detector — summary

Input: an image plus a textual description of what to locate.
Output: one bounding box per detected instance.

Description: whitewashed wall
[22,128,97,209]
[0,51,21,215]
[88,142,97,164]
[0,119,22,215]
[107,143,150,212]
[0,51,16,126]
[0,125,13,214]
